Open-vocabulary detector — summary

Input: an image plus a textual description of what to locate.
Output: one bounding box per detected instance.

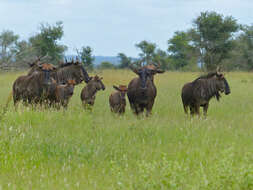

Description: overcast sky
[0,0,252,57]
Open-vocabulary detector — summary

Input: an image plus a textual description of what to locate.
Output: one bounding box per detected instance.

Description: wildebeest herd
[12,57,231,117]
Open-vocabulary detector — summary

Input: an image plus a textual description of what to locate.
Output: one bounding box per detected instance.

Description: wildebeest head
[39,63,57,85]
[131,64,165,89]
[60,59,91,84]
[90,75,106,91]
[65,79,76,96]
[113,85,128,100]
[215,72,231,95]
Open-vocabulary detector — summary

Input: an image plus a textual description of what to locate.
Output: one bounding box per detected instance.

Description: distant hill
[94,56,120,65]
[65,55,137,66]
[65,55,120,66]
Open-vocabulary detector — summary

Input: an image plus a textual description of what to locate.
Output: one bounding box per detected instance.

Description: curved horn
[216,66,221,74]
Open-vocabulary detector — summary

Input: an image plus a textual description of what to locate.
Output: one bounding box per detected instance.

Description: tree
[29,21,67,64]
[135,40,157,64]
[168,31,197,70]
[99,61,115,69]
[117,53,132,69]
[15,40,35,67]
[238,25,253,70]
[0,30,19,66]
[152,49,170,70]
[77,46,95,71]
[190,11,239,70]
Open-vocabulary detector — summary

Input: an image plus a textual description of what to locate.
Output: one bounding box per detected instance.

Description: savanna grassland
[0,70,253,189]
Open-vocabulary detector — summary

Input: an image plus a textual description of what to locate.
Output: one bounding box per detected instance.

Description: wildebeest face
[216,74,231,95]
[131,64,165,89]
[93,76,106,91]
[74,64,90,83]
[39,64,56,86]
[133,68,152,89]
[113,85,128,100]
[66,79,76,96]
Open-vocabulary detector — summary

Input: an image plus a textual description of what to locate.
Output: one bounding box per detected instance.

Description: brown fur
[48,79,76,108]
[12,65,56,106]
[181,72,231,116]
[109,85,128,114]
[127,64,164,116]
[27,60,90,85]
[80,75,105,108]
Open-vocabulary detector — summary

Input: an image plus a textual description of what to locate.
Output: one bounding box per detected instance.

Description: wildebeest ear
[113,85,120,91]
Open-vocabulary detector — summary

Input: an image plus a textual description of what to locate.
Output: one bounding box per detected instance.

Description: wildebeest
[13,64,56,106]
[27,59,91,85]
[181,71,231,116]
[127,64,165,116]
[47,79,76,109]
[80,75,105,108]
[53,59,90,84]
[109,85,128,114]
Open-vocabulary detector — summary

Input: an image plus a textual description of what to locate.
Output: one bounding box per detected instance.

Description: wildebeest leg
[14,99,19,111]
[130,103,138,115]
[203,103,209,117]
[183,104,188,114]
[195,105,200,116]
[146,101,154,117]
[190,106,195,116]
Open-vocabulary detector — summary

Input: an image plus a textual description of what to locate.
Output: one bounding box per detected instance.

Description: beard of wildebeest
[181,72,231,116]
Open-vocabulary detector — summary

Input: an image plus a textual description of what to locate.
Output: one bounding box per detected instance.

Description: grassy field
[0,70,253,189]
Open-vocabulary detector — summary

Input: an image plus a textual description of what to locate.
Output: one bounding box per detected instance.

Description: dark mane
[58,62,75,68]
[193,72,217,82]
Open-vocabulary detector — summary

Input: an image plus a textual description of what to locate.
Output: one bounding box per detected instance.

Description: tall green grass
[0,70,253,189]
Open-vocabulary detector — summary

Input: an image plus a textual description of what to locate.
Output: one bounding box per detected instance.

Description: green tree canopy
[117,53,132,69]
[0,30,19,65]
[77,46,95,71]
[238,25,253,70]
[29,21,67,64]
[99,61,115,69]
[190,11,239,70]
[168,31,196,69]
[135,40,157,64]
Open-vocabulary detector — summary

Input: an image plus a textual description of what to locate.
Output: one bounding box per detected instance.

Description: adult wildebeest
[47,79,76,109]
[181,71,231,116]
[13,64,56,107]
[80,75,105,109]
[53,59,90,84]
[109,85,128,114]
[127,64,164,116]
[27,59,91,85]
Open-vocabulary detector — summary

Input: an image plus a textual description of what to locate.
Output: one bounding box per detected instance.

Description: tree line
[0,11,252,71]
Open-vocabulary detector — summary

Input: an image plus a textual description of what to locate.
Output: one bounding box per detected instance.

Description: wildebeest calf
[47,79,76,109]
[181,71,231,116]
[80,75,105,109]
[109,85,128,114]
